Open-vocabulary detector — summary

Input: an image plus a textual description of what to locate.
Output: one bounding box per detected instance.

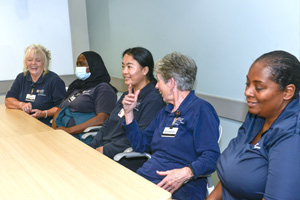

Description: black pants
[117,157,148,172]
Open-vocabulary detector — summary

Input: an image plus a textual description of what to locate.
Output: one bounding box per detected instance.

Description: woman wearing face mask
[52,51,117,143]
[5,44,66,126]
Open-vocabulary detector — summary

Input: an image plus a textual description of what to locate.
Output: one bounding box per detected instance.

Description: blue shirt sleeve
[190,106,220,178]
[124,116,158,153]
[50,76,66,107]
[6,73,23,99]
[107,96,164,155]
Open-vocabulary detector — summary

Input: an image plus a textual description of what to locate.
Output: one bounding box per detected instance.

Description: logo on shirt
[82,90,91,95]
[254,142,261,149]
[134,102,141,111]
[174,117,184,126]
[37,89,46,96]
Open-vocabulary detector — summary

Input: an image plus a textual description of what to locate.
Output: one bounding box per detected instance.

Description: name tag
[25,94,36,102]
[162,127,178,138]
[118,108,124,118]
[68,95,76,103]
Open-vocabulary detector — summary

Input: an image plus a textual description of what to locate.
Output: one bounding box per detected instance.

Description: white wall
[86,0,300,101]
[0,0,89,103]
[86,0,300,156]
[0,0,74,80]
[68,0,90,66]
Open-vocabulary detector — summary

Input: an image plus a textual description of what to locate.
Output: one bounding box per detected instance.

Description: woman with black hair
[52,51,117,143]
[208,50,300,200]
[88,47,165,172]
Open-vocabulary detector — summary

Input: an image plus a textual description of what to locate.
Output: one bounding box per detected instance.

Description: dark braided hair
[254,50,300,99]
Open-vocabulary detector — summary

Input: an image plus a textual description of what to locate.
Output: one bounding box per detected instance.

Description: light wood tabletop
[0,105,171,199]
[0,104,53,136]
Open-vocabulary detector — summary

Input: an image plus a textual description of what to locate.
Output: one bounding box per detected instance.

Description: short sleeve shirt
[59,82,117,115]
[6,71,66,125]
[217,97,300,199]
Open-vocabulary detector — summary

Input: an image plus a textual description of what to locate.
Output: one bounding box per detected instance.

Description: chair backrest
[206,124,222,197]
[218,125,222,143]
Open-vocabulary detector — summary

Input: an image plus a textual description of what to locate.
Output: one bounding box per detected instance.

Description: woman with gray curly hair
[122,52,220,200]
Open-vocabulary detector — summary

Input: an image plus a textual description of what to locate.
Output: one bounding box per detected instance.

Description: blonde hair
[23,44,51,76]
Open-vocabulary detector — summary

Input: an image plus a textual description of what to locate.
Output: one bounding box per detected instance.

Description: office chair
[81,126,102,140]
[114,125,222,197]
[81,93,122,141]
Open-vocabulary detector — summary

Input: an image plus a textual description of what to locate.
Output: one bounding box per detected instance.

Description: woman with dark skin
[52,51,117,141]
[208,50,300,200]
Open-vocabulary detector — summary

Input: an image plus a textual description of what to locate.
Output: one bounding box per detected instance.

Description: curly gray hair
[154,52,197,91]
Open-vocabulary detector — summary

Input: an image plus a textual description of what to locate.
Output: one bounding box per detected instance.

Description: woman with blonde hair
[5,44,66,126]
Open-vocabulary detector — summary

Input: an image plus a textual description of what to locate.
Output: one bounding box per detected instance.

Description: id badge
[162,127,178,138]
[68,95,76,103]
[25,94,36,102]
[118,108,125,118]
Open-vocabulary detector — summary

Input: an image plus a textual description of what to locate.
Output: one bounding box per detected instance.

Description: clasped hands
[19,102,44,118]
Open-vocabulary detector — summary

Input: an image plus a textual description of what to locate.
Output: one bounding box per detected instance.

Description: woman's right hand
[19,102,33,114]
[122,84,140,114]
[122,84,140,124]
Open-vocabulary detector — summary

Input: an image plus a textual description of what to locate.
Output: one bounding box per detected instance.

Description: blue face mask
[75,66,91,80]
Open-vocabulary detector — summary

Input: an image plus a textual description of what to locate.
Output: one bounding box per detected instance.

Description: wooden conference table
[0,105,171,199]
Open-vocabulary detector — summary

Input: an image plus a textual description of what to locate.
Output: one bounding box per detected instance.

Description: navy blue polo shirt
[124,91,220,200]
[89,83,165,159]
[6,71,66,125]
[59,82,117,115]
[217,97,300,199]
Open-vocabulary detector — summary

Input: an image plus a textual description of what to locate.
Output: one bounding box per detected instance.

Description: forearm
[207,182,222,200]
[66,113,108,134]
[41,107,58,118]
[124,119,153,153]
[103,137,131,158]
[191,149,220,178]
[5,98,23,109]
[124,110,134,125]
[52,107,61,129]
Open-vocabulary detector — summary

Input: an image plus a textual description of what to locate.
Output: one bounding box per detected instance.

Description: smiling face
[155,73,173,104]
[122,54,149,91]
[26,50,45,79]
[245,61,289,122]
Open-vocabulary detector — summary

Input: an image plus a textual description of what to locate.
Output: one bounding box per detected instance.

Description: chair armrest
[206,175,214,196]
[83,126,102,132]
[81,131,98,140]
[113,147,151,161]
[81,126,102,140]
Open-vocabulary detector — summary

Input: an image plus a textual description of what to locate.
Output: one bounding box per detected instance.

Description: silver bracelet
[44,110,48,118]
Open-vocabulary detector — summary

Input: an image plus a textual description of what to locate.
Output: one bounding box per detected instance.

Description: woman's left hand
[57,126,71,133]
[96,146,103,153]
[30,109,46,118]
[157,167,193,194]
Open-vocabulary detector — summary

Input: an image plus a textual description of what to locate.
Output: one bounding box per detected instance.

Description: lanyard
[30,83,36,94]
[68,90,83,103]
[170,110,181,129]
